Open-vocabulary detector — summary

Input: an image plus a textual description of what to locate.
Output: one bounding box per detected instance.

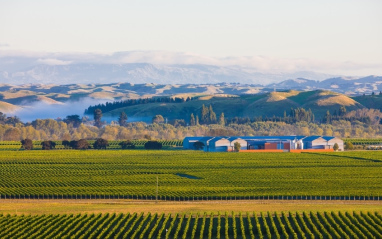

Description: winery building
[183,136,344,152]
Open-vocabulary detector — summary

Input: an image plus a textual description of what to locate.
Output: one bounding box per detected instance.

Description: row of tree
[85,96,195,114]
[1,118,381,141]
[20,138,162,150]
[189,104,225,126]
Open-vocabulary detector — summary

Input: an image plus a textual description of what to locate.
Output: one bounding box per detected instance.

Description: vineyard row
[0,211,382,239]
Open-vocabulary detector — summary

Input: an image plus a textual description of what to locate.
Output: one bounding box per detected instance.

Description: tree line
[1,105,382,142]
[84,96,195,114]
[20,138,162,150]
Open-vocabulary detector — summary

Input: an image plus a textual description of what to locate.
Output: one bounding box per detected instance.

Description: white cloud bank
[0,50,381,76]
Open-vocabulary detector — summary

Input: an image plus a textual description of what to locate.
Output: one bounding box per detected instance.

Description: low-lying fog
[10,98,151,124]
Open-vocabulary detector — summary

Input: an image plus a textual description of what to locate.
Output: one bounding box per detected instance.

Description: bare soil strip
[1,199,382,215]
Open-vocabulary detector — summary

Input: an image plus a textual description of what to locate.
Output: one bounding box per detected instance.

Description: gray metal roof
[322,136,336,141]
[209,137,230,144]
[302,136,323,142]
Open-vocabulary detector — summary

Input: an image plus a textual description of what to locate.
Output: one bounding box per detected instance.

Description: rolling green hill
[105,90,365,120]
[353,94,382,111]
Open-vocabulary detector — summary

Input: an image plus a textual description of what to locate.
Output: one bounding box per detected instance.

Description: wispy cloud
[37,58,72,65]
[0,43,10,48]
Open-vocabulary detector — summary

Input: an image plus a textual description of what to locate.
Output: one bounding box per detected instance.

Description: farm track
[2,199,382,205]
[2,199,382,216]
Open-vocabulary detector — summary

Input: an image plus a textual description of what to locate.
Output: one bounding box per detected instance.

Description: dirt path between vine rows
[1,199,382,215]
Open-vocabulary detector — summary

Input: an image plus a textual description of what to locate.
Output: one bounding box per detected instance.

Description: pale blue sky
[1,0,381,74]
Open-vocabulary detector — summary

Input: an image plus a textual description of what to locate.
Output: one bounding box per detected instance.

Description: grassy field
[1,150,382,199]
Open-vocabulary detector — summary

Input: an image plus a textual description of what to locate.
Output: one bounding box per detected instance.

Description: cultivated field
[1,149,382,238]
[1,211,382,238]
[0,150,382,199]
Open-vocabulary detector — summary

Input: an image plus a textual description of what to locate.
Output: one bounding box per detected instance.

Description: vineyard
[0,140,183,150]
[0,150,382,199]
[0,211,382,238]
[343,138,382,146]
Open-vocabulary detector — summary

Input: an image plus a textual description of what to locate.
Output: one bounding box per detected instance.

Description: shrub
[234,142,241,152]
[333,143,339,151]
[344,142,354,150]
[21,139,33,150]
[41,141,56,150]
[119,140,135,149]
[144,141,162,149]
[62,140,71,149]
[93,138,109,150]
[77,139,90,149]
[70,139,89,150]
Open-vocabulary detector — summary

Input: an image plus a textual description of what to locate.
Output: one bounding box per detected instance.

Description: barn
[208,137,231,152]
[323,136,344,151]
[227,137,248,151]
[183,137,204,149]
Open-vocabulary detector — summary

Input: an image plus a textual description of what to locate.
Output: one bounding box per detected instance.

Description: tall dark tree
[209,105,217,124]
[323,110,332,124]
[219,113,225,126]
[118,111,128,127]
[190,113,196,126]
[64,115,81,127]
[339,106,347,117]
[0,112,6,123]
[201,104,209,124]
[93,109,103,128]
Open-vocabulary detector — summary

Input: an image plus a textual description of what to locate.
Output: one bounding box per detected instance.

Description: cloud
[37,58,72,65]
[0,43,10,48]
[0,50,381,76]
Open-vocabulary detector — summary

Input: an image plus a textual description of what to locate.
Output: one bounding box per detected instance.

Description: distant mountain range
[268,75,382,94]
[0,59,381,94]
[0,62,337,85]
